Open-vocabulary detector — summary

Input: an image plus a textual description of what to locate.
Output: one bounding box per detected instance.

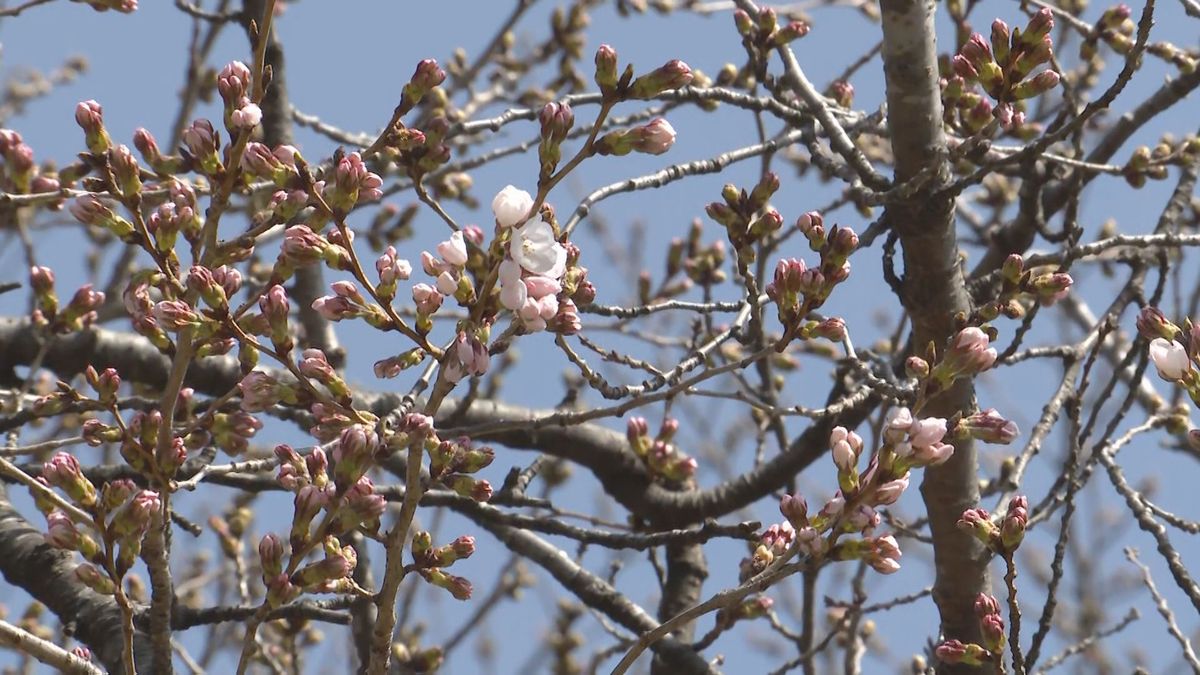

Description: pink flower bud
[182,119,220,168]
[959,408,1019,444]
[411,283,443,314]
[217,61,252,104]
[957,507,996,545]
[594,44,619,90]
[1137,306,1178,341]
[629,59,693,99]
[75,100,109,154]
[421,568,473,600]
[238,371,282,412]
[631,118,676,155]
[1000,495,1028,550]
[539,101,575,143]
[230,100,262,130]
[866,533,901,574]
[767,497,805,539]
[44,511,82,550]
[375,246,412,287]
[108,144,141,197]
[30,265,55,295]
[872,475,909,506]
[259,533,285,578]
[152,300,200,331]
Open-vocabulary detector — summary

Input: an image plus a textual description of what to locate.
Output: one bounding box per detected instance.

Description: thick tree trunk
[877,0,991,670]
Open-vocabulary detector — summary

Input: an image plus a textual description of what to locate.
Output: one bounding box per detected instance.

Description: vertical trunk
[877,0,991,669]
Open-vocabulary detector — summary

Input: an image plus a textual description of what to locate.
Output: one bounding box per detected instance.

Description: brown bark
[878,0,990,669]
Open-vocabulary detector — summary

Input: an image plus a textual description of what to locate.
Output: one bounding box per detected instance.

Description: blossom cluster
[763,210,857,348]
[36,451,161,599]
[943,8,1060,134]
[625,417,697,484]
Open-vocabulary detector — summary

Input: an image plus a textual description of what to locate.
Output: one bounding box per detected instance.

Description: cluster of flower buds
[28,266,106,334]
[0,129,58,197]
[654,220,728,300]
[910,326,999,392]
[332,476,388,536]
[216,61,261,134]
[625,417,697,484]
[538,101,575,179]
[1121,135,1200,188]
[330,424,382,489]
[762,211,857,348]
[209,410,263,455]
[371,61,450,176]
[593,44,693,102]
[119,409,188,478]
[373,245,413,302]
[942,9,1059,134]
[241,142,301,188]
[151,181,204,255]
[1110,7,1193,71]
[935,593,1007,666]
[777,482,902,571]
[732,7,811,58]
[38,452,159,595]
[950,408,1021,445]
[85,365,121,407]
[409,531,475,600]
[957,495,1028,554]
[593,117,677,157]
[237,371,305,413]
[274,444,334,548]
[422,229,475,306]
[70,193,135,242]
[706,174,784,262]
[1140,307,1200,405]
[426,435,495,501]
[274,224,353,282]
[312,280,390,329]
[738,521,796,581]
[882,408,955,471]
[439,328,488,383]
[292,536,359,595]
[181,118,222,176]
[766,411,958,581]
[323,151,383,213]
[831,533,904,574]
[119,271,172,354]
[974,254,1074,321]
[1081,4,1135,59]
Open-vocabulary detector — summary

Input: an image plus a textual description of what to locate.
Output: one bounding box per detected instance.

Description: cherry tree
[0,0,1197,674]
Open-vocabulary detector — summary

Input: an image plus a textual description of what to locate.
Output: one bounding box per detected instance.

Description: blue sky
[1,0,1199,673]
